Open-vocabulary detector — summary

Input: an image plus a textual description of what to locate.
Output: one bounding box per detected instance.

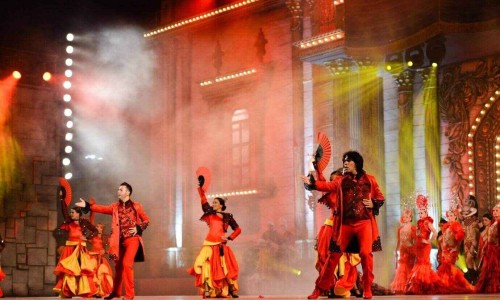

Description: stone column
[396,70,415,200]
[422,68,442,220]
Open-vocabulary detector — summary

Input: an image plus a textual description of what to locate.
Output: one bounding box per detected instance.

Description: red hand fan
[58,177,72,207]
[315,132,331,173]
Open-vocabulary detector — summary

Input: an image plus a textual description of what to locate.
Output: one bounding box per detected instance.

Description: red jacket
[315,172,384,252]
[90,200,149,261]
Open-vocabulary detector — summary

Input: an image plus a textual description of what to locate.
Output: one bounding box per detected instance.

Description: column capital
[395,69,415,91]
[324,58,354,77]
[285,0,304,31]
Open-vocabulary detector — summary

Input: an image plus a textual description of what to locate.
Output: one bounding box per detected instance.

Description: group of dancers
[52,147,499,299]
[391,194,500,295]
[54,179,150,300]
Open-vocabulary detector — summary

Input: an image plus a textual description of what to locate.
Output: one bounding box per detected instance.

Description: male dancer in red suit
[78,182,149,300]
[303,151,384,300]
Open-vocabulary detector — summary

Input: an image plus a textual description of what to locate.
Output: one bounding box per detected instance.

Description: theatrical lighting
[294,29,345,49]
[466,89,499,195]
[66,46,74,54]
[404,46,424,69]
[66,121,73,128]
[432,62,438,68]
[65,70,73,78]
[63,94,71,102]
[334,0,344,5]
[62,158,71,166]
[63,81,71,89]
[65,58,73,66]
[64,145,72,153]
[207,189,258,198]
[144,0,260,37]
[12,71,21,79]
[64,108,72,117]
[384,52,403,74]
[64,172,73,180]
[43,72,52,81]
[65,133,73,141]
[66,33,74,42]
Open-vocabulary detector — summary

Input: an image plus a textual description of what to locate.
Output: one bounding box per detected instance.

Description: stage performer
[390,208,416,294]
[303,150,385,300]
[404,195,441,294]
[461,195,479,282]
[188,176,242,298]
[475,203,500,293]
[53,193,98,298]
[437,207,474,294]
[77,182,150,300]
[477,212,493,264]
[87,199,114,298]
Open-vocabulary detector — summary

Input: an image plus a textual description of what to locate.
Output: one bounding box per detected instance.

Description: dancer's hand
[129,227,138,236]
[301,175,311,185]
[76,198,86,207]
[363,198,373,208]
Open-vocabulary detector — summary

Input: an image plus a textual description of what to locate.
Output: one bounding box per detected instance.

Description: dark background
[0,0,163,53]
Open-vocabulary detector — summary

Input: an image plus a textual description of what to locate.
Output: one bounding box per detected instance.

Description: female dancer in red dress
[53,199,98,297]
[390,208,416,294]
[475,203,500,293]
[437,208,474,293]
[405,195,441,294]
[188,181,242,298]
[477,212,493,264]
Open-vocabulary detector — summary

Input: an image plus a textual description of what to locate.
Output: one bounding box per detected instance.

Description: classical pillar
[396,70,415,200]
[286,0,307,239]
[422,68,442,220]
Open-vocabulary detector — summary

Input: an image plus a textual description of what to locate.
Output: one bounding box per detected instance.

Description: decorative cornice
[324,58,354,76]
[293,29,345,50]
[199,68,257,87]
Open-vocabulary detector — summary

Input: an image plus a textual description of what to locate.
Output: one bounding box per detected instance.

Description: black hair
[121,182,133,196]
[342,150,365,177]
[483,213,493,221]
[331,167,343,176]
[71,206,83,216]
[214,197,227,211]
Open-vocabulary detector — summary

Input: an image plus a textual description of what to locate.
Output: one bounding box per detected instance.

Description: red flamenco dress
[89,232,114,297]
[188,187,242,298]
[437,221,475,294]
[53,200,98,298]
[390,223,416,294]
[405,216,442,294]
[475,217,500,293]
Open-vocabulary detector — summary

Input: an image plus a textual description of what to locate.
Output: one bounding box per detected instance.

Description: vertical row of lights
[466,89,499,195]
[496,136,500,200]
[62,33,75,180]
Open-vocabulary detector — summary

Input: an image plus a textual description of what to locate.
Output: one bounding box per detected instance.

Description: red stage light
[12,71,21,79]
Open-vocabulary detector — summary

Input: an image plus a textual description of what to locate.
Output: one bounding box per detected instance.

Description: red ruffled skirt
[391,245,415,293]
[405,243,442,294]
[476,244,500,293]
[188,243,239,297]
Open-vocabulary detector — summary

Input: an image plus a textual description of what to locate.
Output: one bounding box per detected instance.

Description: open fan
[58,177,72,207]
[314,132,331,173]
[196,167,212,192]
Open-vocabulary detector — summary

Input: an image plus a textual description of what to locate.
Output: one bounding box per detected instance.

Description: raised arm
[197,187,212,213]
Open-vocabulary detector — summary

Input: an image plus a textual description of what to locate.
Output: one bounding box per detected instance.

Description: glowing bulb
[64,109,72,117]
[65,70,73,78]
[65,133,73,141]
[12,71,21,79]
[65,146,72,153]
[43,72,52,81]
[62,158,71,166]
[407,61,413,67]
[432,62,438,68]
[66,33,74,41]
[63,81,71,89]
[64,172,73,179]
[66,46,74,54]
[66,121,73,128]
[65,58,73,66]
[63,94,71,102]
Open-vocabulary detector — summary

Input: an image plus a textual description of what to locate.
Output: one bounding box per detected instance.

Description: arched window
[232,109,250,188]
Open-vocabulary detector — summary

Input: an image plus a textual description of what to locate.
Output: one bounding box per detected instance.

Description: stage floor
[1,295,498,299]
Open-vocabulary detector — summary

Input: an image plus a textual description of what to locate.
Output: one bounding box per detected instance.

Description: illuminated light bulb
[65,58,73,66]
[467,142,472,147]
[468,151,472,155]
[43,72,52,81]
[65,145,72,153]
[62,158,71,166]
[432,62,438,68]
[64,108,72,117]
[63,81,72,89]
[472,125,477,130]
[66,33,74,41]
[66,46,74,54]
[66,121,73,128]
[475,117,480,122]
[65,70,73,78]
[65,133,73,141]
[386,65,392,71]
[64,172,73,180]
[468,183,473,187]
[407,61,414,67]
[63,94,71,102]
[480,110,485,115]
[12,71,22,79]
